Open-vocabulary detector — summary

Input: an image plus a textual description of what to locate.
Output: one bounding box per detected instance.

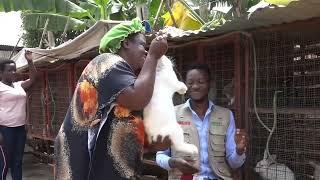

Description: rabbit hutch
[13,0,320,178]
[247,19,320,180]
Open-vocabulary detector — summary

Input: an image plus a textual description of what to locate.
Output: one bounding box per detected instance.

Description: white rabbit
[255,154,295,180]
[143,56,198,156]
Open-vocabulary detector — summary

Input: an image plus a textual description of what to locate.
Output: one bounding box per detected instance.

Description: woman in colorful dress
[54,18,171,180]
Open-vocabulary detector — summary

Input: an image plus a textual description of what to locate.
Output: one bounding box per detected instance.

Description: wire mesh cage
[203,43,235,108]
[74,60,90,85]
[47,67,72,138]
[170,42,238,109]
[248,28,320,180]
[27,72,47,139]
[168,46,197,105]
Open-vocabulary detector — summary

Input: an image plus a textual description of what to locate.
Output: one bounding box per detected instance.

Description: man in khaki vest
[156,64,248,180]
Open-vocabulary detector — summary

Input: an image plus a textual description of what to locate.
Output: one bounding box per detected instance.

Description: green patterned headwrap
[99,18,145,54]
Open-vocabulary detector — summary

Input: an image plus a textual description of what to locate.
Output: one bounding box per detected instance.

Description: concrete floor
[6,147,53,180]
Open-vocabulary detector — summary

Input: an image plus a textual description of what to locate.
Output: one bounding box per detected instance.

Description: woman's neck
[190,99,209,120]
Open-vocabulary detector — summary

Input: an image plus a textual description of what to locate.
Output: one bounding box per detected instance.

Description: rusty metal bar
[234,34,241,128]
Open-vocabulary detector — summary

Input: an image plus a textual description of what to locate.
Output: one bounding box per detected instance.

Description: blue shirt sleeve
[225,111,246,169]
[156,149,172,170]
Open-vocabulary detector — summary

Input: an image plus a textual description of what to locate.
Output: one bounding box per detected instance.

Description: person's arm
[226,111,246,169]
[116,36,168,110]
[156,149,172,170]
[21,51,37,90]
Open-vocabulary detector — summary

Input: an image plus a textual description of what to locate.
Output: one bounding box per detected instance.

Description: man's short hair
[185,64,211,80]
[0,59,16,72]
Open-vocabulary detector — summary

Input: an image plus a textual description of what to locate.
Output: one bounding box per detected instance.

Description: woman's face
[126,33,148,71]
[1,63,17,83]
[186,69,210,101]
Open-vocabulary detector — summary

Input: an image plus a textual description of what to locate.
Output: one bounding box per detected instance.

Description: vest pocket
[216,162,232,177]
[210,143,226,156]
[209,124,227,136]
[209,134,226,156]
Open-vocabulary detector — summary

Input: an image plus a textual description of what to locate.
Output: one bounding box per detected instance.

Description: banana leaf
[0,0,92,19]
[23,12,88,32]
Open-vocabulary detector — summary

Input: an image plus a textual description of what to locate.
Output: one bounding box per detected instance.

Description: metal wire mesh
[169,47,198,105]
[170,43,236,109]
[47,68,71,137]
[204,43,235,108]
[248,29,320,180]
[27,73,47,138]
[75,60,89,85]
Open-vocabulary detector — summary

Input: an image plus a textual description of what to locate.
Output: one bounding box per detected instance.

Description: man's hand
[148,34,168,60]
[168,157,199,175]
[235,129,249,155]
[25,50,33,63]
[147,135,171,152]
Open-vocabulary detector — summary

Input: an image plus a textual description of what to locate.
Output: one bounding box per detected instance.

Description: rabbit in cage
[309,161,320,180]
[222,79,234,106]
[143,55,198,156]
[254,154,295,180]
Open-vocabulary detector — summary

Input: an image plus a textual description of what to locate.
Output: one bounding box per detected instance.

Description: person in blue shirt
[156,64,249,180]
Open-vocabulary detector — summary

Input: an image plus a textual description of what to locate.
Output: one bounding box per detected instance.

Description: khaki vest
[168,104,233,180]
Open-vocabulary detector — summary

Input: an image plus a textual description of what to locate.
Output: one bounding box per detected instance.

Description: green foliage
[201,17,227,30]
[147,0,166,28]
[79,1,101,19]
[0,0,91,19]
[1,0,139,47]
[23,13,87,32]
[247,0,262,8]
[22,29,85,48]
[148,0,161,18]
[134,0,147,5]
[21,13,85,48]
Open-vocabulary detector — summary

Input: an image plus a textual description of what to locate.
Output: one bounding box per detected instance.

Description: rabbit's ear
[266,154,277,165]
[270,154,277,160]
[255,161,262,168]
[256,159,267,167]
[309,161,320,168]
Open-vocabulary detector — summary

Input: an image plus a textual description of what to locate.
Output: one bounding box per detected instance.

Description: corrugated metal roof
[165,0,320,42]
[0,45,23,61]
[0,45,23,51]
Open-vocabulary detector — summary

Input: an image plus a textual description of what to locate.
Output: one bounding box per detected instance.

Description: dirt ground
[6,146,54,180]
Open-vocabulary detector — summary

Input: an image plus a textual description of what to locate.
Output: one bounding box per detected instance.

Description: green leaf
[135,0,147,5]
[109,11,125,20]
[93,0,110,7]
[247,0,261,8]
[23,12,88,32]
[0,0,91,19]
[79,1,101,20]
[148,0,161,18]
